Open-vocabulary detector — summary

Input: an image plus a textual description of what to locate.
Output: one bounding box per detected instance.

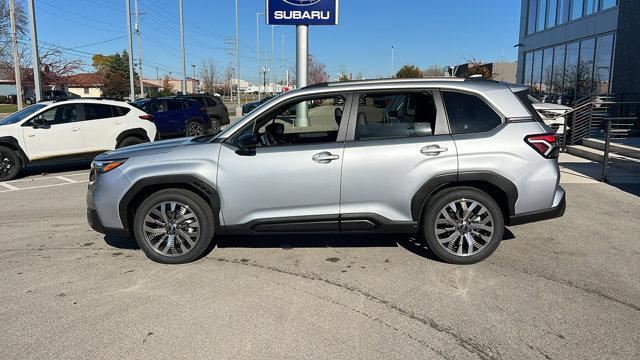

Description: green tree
[92,51,137,99]
[395,65,422,79]
[159,75,174,96]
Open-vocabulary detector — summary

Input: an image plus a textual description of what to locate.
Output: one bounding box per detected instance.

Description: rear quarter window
[442,91,502,134]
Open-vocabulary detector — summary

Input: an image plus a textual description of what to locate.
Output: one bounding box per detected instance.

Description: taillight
[139,115,154,122]
[525,133,559,158]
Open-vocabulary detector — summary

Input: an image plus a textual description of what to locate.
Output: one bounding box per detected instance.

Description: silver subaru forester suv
[87,78,565,264]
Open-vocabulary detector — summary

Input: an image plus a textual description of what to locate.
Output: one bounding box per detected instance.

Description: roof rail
[304,77,467,89]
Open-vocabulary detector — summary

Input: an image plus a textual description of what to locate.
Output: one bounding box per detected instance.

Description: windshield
[0,104,47,126]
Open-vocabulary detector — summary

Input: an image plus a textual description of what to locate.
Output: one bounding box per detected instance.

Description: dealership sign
[266,0,339,25]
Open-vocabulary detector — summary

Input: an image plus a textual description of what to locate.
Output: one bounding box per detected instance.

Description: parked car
[242,95,276,115]
[0,99,157,181]
[87,78,565,265]
[180,94,230,132]
[132,97,211,138]
[528,95,572,134]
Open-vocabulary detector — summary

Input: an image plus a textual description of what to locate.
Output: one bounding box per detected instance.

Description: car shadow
[18,160,92,178]
[103,227,515,263]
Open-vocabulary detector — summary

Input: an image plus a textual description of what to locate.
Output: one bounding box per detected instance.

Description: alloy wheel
[433,199,495,257]
[143,201,201,257]
[186,123,203,137]
[0,151,16,179]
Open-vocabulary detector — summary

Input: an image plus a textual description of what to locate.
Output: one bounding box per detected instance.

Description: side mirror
[235,133,258,156]
[32,117,50,129]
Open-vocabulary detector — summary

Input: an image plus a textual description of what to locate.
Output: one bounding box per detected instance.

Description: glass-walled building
[517,0,640,105]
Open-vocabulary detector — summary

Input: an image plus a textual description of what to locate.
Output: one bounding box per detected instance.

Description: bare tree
[463,58,496,79]
[423,65,445,77]
[198,58,218,94]
[288,55,329,86]
[0,0,27,62]
[3,46,83,87]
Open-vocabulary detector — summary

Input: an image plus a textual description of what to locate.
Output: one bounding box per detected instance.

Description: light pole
[178,0,187,95]
[124,0,135,101]
[391,45,395,78]
[256,12,265,100]
[134,0,143,98]
[295,25,308,127]
[27,0,42,102]
[9,0,23,109]
[191,64,196,94]
[235,0,241,114]
[271,25,275,94]
[281,34,286,88]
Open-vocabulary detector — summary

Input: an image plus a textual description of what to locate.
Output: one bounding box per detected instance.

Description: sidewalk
[559,153,640,184]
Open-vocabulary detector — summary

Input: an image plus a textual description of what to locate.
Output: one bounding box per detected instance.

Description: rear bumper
[509,187,566,226]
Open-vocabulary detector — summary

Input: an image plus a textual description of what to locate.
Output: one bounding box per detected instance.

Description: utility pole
[281,35,286,88]
[271,25,275,94]
[155,66,159,80]
[262,52,269,93]
[178,0,187,95]
[256,12,265,100]
[235,0,241,114]
[225,37,235,101]
[134,0,144,98]
[191,64,196,94]
[125,0,135,101]
[27,0,41,102]
[295,25,308,127]
[9,0,23,109]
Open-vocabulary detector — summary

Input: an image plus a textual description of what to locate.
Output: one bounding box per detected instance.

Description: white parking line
[55,176,79,183]
[0,182,20,191]
[0,179,88,193]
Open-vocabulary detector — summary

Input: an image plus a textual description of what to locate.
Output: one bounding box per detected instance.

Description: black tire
[117,136,146,149]
[0,146,21,182]
[185,121,205,137]
[133,188,215,264]
[210,117,221,133]
[422,187,504,265]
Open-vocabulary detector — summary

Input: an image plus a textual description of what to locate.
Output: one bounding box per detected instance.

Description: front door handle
[421,145,448,156]
[312,152,340,164]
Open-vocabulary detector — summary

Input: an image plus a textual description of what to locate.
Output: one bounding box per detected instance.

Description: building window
[546,0,558,28]
[584,0,597,15]
[564,42,580,103]
[551,45,566,101]
[83,87,90,94]
[570,0,583,20]
[594,34,614,93]
[536,0,547,31]
[532,50,543,95]
[527,0,538,35]
[557,0,570,24]
[541,48,554,99]
[577,38,596,98]
[524,52,534,86]
[599,0,617,10]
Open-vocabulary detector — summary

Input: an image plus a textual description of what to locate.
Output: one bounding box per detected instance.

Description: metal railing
[556,93,640,182]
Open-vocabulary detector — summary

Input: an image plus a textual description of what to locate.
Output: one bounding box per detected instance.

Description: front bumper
[509,187,566,226]
[87,208,129,237]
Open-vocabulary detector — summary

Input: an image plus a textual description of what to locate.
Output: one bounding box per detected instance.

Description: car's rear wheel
[133,189,215,264]
[422,187,504,264]
[185,121,205,137]
[210,117,221,133]
[0,146,21,182]
[117,136,146,149]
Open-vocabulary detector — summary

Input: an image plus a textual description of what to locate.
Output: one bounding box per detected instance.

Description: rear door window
[166,100,183,111]
[83,104,114,120]
[190,97,206,106]
[354,92,438,141]
[442,91,502,134]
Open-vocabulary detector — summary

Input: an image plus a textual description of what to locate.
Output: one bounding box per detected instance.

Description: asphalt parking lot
[1,155,639,359]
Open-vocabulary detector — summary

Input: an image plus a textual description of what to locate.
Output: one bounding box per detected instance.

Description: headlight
[89,159,127,183]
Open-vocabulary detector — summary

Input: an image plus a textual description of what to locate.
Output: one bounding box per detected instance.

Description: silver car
[87,78,565,264]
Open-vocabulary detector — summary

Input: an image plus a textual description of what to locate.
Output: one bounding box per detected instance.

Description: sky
[31,0,522,83]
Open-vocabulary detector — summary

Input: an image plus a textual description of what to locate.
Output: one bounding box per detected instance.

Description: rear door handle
[421,145,448,156]
[312,152,340,163]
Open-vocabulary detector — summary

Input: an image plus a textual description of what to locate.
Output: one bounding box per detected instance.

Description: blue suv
[133,97,211,138]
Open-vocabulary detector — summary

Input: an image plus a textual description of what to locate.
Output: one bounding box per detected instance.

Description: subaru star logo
[283,0,321,6]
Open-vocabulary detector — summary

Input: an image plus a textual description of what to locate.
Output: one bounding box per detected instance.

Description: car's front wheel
[0,146,21,182]
[422,187,504,264]
[133,189,215,264]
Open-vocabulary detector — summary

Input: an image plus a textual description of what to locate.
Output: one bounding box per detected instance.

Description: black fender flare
[410,171,518,222]
[116,128,150,146]
[118,174,222,232]
[0,136,29,165]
